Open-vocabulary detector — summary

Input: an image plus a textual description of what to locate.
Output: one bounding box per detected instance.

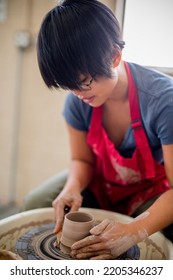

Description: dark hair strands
[37,0,125,90]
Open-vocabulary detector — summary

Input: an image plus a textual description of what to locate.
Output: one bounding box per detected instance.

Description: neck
[107,61,128,103]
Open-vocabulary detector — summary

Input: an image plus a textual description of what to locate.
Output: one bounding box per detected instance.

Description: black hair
[37,0,125,90]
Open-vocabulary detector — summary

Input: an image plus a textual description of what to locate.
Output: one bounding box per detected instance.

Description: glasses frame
[55,77,95,91]
[79,77,94,91]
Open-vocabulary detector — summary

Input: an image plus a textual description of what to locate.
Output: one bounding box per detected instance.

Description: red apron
[87,62,169,215]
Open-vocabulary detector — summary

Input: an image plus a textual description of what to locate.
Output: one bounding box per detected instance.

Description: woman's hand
[52,188,83,233]
[71,219,148,259]
[52,124,95,233]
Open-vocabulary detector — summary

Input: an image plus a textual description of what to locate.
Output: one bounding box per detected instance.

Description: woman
[24,0,173,259]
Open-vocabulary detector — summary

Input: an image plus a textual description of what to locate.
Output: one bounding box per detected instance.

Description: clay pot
[60,211,94,250]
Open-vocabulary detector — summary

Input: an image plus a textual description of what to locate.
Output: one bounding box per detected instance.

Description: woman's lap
[21,171,173,242]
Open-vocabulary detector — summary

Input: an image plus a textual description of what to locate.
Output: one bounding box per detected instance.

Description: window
[117,0,173,72]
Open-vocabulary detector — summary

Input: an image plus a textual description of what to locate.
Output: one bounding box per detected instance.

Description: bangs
[37,0,125,90]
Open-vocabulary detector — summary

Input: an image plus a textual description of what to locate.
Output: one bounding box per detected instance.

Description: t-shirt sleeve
[154,90,173,145]
[62,93,91,131]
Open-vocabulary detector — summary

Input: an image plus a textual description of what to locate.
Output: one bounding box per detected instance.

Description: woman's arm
[65,124,96,191]
[135,143,173,235]
[162,144,173,187]
[53,124,95,232]
[71,144,173,259]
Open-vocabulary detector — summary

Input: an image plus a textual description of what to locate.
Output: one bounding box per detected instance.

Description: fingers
[71,249,113,260]
[90,219,110,235]
[52,192,83,233]
[70,199,82,212]
[71,234,100,250]
[54,205,81,233]
[71,243,105,258]
[70,219,142,260]
[71,235,108,259]
[52,199,67,233]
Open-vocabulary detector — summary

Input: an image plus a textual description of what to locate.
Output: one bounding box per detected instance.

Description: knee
[21,188,51,211]
[21,170,68,212]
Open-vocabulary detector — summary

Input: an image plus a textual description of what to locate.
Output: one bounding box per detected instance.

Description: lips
[82,96,95,104]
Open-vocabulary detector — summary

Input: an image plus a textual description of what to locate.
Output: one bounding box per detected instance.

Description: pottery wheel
[15,223,140,260]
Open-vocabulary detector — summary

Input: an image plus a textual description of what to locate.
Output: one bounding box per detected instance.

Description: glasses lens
[80,78,93,91]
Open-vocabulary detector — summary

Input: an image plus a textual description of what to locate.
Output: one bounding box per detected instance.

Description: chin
[89,100,105,108]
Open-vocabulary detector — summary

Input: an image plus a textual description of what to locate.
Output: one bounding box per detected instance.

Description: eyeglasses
[55,77,94,91]
[79,77,94,91]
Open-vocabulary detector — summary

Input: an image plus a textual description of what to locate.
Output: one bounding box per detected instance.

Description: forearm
[132,189,173,237]
[64,159,95,193]
[53,159,94,232]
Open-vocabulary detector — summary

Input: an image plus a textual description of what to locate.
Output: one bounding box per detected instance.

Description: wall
[0,0,116,207]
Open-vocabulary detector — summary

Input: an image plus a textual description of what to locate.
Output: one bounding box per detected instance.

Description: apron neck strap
[124,62,155,177]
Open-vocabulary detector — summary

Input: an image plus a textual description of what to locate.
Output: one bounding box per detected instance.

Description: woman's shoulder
[63,93,93,131]
[128,62,173,98]
[127,62,173,145]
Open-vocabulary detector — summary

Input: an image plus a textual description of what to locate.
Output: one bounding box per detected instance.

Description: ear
[112,52,122,68]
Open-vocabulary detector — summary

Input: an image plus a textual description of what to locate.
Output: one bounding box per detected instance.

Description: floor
[0,204,20,220]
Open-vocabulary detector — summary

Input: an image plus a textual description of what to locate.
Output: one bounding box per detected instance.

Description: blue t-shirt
[63,62,173,164]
